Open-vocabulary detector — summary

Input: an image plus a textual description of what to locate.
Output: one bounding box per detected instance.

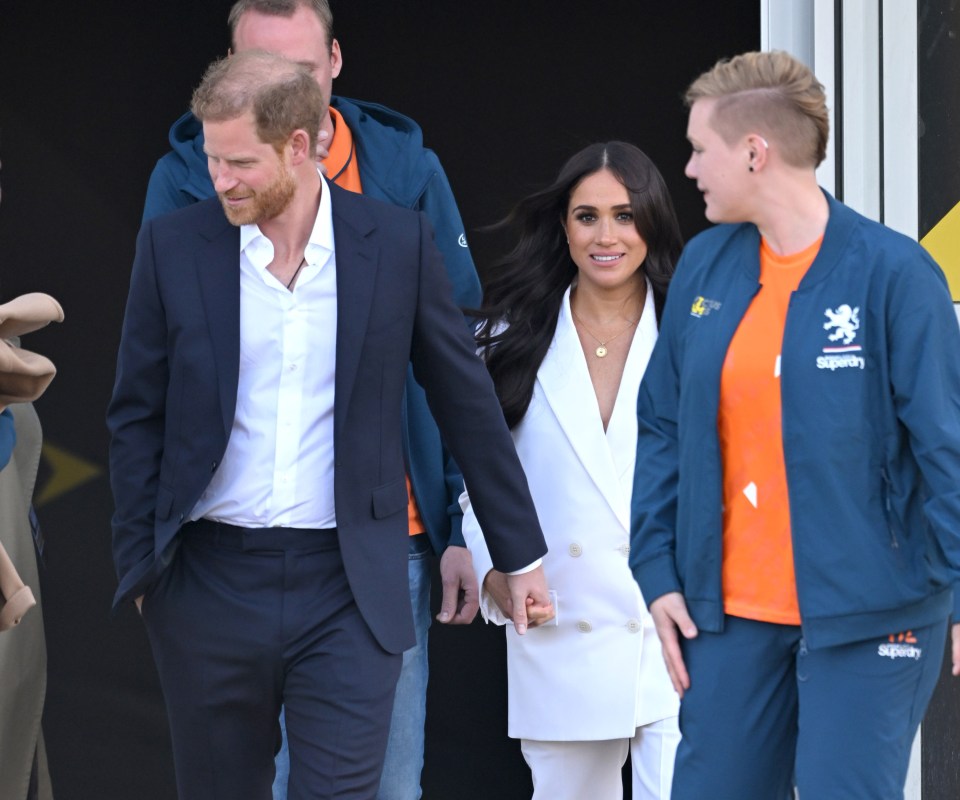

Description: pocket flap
[371,478,408,520]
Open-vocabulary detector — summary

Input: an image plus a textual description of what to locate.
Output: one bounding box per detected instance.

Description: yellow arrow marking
[921,199,960,300]
[35,442,102,507]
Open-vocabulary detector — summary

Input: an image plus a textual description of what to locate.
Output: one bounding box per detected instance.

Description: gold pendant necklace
[571,308,638,358]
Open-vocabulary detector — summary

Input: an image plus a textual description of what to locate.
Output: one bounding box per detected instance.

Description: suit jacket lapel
[194,203,241,439]
[536,286,629,527]
[605,279,658,512]
[329,183,379,433]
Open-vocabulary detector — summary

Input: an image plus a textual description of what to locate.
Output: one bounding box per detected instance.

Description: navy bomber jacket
[630,192,960,649]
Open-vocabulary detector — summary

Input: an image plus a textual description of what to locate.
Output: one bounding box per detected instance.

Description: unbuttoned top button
[576,619,593,633]
[618,543,630,557]
[568,542,583,557]
[211,461,218,471]
[626,618,642,633]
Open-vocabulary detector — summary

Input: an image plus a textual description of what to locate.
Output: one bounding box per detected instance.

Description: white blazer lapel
[605,278,658,521]
[535,286,627,524]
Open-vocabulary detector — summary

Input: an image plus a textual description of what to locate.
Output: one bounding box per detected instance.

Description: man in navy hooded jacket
[140,3,480,798]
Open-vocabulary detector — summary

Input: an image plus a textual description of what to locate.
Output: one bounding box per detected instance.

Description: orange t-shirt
[322,109,426,536]
[718,236,822,625]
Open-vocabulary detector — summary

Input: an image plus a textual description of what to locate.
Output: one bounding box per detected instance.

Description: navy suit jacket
[108,183,546,653]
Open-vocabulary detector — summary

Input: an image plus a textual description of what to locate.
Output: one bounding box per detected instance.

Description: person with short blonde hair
[631,49,960,799]
[684,49,829,168]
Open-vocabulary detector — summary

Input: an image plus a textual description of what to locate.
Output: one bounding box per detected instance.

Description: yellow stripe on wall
[921,200,960,300]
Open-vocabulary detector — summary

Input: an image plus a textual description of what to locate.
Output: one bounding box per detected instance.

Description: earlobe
[747,134,769,172]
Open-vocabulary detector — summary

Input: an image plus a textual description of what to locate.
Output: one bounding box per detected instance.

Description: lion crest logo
[823,305,860,345]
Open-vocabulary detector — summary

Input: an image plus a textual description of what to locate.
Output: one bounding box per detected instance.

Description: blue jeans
[273,535,432,800]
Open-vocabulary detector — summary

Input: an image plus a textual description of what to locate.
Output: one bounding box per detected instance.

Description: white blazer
[462,282,678,741]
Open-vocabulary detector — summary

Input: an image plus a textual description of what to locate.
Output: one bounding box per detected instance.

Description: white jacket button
[618,543,630,557]
[568,542,583,557]
[576,619,593,633]
[626,618,642,633]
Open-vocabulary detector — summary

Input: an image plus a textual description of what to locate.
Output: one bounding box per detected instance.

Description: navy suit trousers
[142,520,402,800]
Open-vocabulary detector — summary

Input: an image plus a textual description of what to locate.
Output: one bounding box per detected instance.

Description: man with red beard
[108,51,552,800]
[143,5,484,797]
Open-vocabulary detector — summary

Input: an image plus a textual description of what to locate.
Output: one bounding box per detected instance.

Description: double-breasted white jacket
[462,282,678,741]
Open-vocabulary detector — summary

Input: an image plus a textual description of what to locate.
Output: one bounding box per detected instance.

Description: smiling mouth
[592,254,623,262]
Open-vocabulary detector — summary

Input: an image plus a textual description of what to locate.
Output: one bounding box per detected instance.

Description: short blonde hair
[191,50,324,157]
[685,50,829,168]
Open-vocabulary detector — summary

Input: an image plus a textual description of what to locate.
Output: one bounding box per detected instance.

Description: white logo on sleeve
[817,304,865,370]
[458,233,468,248]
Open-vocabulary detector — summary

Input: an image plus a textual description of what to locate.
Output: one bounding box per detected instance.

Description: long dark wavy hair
[474,142,683,429]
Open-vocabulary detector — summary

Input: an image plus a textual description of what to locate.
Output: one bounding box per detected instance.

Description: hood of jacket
[331,96,433,210]
[166,111,210,203]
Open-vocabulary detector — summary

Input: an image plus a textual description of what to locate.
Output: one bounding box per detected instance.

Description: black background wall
[0,2,758,797]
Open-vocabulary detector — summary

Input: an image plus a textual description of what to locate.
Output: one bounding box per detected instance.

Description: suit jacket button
[626,618,641,633]
[568,542,583,557]
[211,461,218,471]
[178,513,185,523]
[618,543,630,557]
[576,619,592,633]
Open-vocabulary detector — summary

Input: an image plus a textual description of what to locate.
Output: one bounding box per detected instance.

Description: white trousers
[520,716,680,800]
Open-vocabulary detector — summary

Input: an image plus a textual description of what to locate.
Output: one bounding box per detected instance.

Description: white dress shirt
[191,175,338,529]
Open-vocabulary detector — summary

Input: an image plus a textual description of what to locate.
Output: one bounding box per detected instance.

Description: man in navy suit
[108,51,551,800]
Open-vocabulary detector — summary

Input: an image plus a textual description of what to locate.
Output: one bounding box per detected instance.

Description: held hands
[650,592,699,698]
[484,566,555,635]
[436,545,480,625]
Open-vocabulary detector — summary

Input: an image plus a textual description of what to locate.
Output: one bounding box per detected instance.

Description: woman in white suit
[462,142,683,800]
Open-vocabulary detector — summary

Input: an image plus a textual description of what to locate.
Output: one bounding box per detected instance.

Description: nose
[210,161,237,194]
[595,217,616,244]
[684,154,697,179]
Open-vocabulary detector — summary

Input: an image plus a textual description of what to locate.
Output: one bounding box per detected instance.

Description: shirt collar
[321,107,354,181]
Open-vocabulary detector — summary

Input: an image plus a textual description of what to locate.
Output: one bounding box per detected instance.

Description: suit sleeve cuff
[507,558,542,576]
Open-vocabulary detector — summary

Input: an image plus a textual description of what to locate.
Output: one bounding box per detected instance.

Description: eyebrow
[571,203,632,211]
[202,149,256,161]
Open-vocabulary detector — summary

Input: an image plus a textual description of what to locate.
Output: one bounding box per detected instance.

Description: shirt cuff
[506,558,542,576]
